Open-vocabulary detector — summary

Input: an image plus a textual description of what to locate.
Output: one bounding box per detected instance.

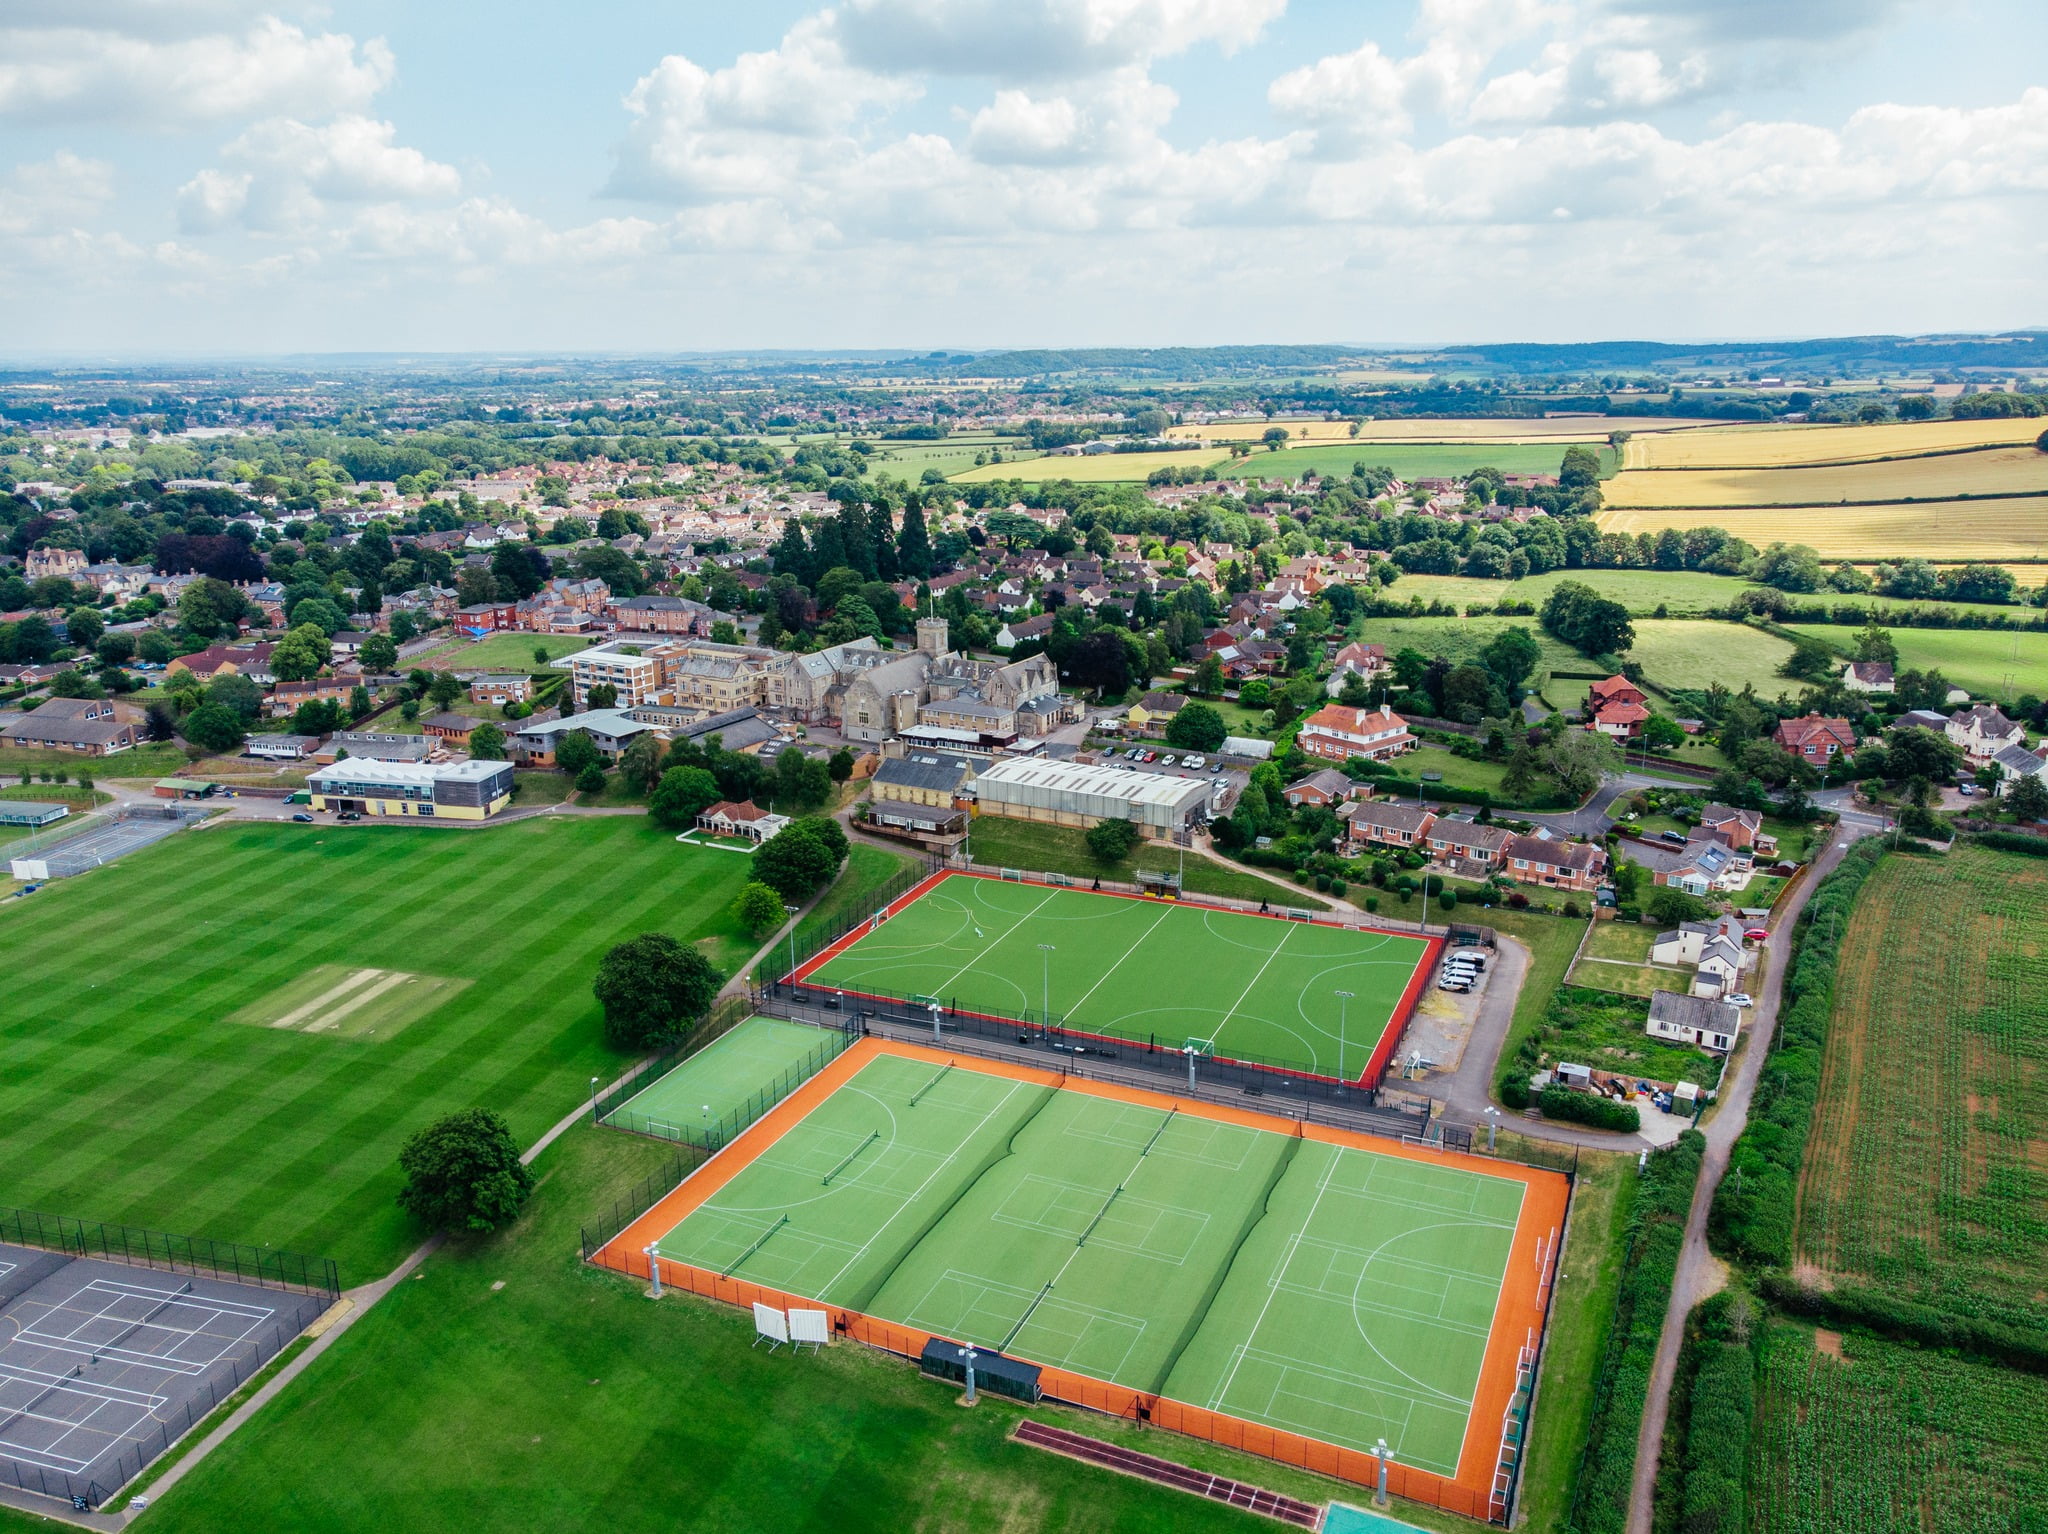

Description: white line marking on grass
[932,888,1063,999]
[266,967,382,1029]
[1209,919,1299,1053]
[1062,903,1179,1022]
[302,969,412,1032]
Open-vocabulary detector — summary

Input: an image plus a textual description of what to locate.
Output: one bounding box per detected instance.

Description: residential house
[613,595,721,635]
[1500,834,1607,892]
[1773,713,1855,763]
[1340,800,1437,850]
[1694,934,1748,997]
[268,678,359,718]
[469,674,534,706]
[1588,697,1650,739]
[1297,705,1415,764]
[25,547,88,580]
[1990,741,2048,799]
[1896,708,1950,732]
[1283,768,1357,807]
[1125,691,1186,739]
[996,612,1056,650]
[696,800,788,843]
[1697,803,1764,851]
[1324,642,1388,697]
[166,643,276,684]
[1424,819,1514,874]
[1646,990,1742,1053]
[1586,675,1647,713]
[1652,838,1735,896]
[1841,660,1896,694]
[1650,916,1748,966]
[1947,704,2026,764]
[0,696,141,755]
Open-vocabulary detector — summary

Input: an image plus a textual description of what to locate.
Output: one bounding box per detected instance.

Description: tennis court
[615,1041,1566,1495]
[795,871,1437,1083]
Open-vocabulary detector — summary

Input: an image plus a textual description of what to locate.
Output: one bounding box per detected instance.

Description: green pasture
[1625,619,1796,696]
[608,1017,844,1136]
[654,1052,1523,1476]
[1390,569,1761,617]
[0,817,757,1278]
[1222,443,1607,484]
[803,873,1427,1078]
[1783,622,2048,700]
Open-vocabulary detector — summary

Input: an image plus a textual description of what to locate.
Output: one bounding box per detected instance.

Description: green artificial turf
[133,1122,1291,1534]
[606,1017,848,1138]
[652,1053,1522,1477]
[0,817,757,1280]
[804,873,1425,1078]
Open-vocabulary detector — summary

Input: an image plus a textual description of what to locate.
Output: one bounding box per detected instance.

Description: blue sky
[3,0,2045,354]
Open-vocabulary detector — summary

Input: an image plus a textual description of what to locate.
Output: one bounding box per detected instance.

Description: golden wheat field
[1605,444,2048,508]
[1623,416,2047,469]
[1597,498,2048,561]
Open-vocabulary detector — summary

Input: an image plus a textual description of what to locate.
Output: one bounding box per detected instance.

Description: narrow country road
[1623,820,1870,1534]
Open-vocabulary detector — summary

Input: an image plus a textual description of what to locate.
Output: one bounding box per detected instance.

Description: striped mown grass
[0,816,756,1281]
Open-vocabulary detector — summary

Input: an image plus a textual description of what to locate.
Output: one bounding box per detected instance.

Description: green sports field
[606,1017,846,1138]
[0,817,757,1278]
[798,874,1434,1081]
[649,1051,1527,1477]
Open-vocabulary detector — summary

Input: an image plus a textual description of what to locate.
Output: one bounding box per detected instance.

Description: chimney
[916,615,949,657]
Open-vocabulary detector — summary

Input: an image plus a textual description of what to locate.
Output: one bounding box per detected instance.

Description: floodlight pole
[1373,1438,1394,1507]
[589,1075,600,1122]
[930,998,943,1044]
[1335,990,1354,1083]
[962,1346,979,1406]
[645,1245,663,1299]
[1038,943,1055,1027]
[1185,1042,1198,1091]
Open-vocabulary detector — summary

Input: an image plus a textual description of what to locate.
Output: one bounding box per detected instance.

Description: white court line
[1210,1149,1339,1410]
[1061,903,1180,1022]
[1207,919,1299,1053]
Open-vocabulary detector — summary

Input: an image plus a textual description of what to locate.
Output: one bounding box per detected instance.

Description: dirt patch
[1814,1328,1846,1359]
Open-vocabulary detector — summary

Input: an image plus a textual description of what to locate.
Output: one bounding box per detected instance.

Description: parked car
[1438,977,1471,993]
[290,813,314,823]
[1182,755,1206,770]
[1958,783,1976,796]
[1743,927,1769,942]
[1159,755,1178,768]
[1449,949,1489,970]
[1725,992,1755,1008]
[1660,829,1688,844]
[1210,761,1225,773]
[336,810,362,822]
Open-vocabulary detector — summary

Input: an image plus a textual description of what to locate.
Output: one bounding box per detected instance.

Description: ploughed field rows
[1795,847,2048,1335]
[1748,1320,2048,1534]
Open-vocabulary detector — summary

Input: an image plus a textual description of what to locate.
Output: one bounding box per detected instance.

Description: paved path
[1623,822,1869,1534]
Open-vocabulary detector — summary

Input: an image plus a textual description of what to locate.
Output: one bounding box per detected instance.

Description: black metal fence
[758,854,944,985]
[590,991,758,1124]
[579,1148,699,1262]
[598,1019,858,1154]
[759,989,1431,1139]
[0,1207,341,1298]
[0,1291,329,1510]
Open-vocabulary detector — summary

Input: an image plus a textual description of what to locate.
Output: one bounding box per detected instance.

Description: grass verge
[964,814,1329,910]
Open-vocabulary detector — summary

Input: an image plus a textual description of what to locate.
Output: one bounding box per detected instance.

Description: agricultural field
[0,817,759,1279]
[1219,443,1605,483]
[1622,416,2048,469]
[1795,846,2048,1335]
[1624,619,1795,696]
[1355,613,1584,683]
[1172,417,1721,445]
[1597,497,2048,562]
[863,431,1019,475]
[1748,1319,2047,1534]
[1782,623,2048,700]
[948,448,1225,484]
[1604,444,2048,509]
[1390,569,1763,617]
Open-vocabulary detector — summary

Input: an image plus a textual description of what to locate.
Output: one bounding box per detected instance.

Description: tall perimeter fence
[0,1208,339,1510]
[4,802,213,880]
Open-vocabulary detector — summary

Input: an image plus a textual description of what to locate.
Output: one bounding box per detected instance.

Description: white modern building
[971,757,1210,839]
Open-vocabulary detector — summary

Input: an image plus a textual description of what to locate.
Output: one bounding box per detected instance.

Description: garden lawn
[0,743,191,780]
[1624,620,1796,696]
[134,1122,1302,1534]
[963,814,1327,909]
[1783,622,2048,701]
[0,816,757,1281]
[1401,744,1516,795]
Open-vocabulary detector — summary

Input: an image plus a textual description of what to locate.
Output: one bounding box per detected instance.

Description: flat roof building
[307,758,515,821]
[972,756,1209,838]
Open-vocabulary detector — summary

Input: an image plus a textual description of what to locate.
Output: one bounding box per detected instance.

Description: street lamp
[1038,944,1056,1027]
[1335,990,1354,1082]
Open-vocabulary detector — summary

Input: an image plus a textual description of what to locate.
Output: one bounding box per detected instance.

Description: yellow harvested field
[1606,445,2048,508]
[1170,416,1724,445]
[1597,499,2048,562]
[948,447,1227,483]
[1625,417,2047,469]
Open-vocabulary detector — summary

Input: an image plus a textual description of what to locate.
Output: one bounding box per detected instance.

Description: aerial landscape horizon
[2,2,2042,1531]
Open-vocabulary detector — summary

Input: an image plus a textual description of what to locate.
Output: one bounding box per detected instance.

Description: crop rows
[1747,1320,2046,1534]
[1795,847,2048,1334]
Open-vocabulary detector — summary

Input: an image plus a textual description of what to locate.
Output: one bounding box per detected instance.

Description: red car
[1744,927,1769,942]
